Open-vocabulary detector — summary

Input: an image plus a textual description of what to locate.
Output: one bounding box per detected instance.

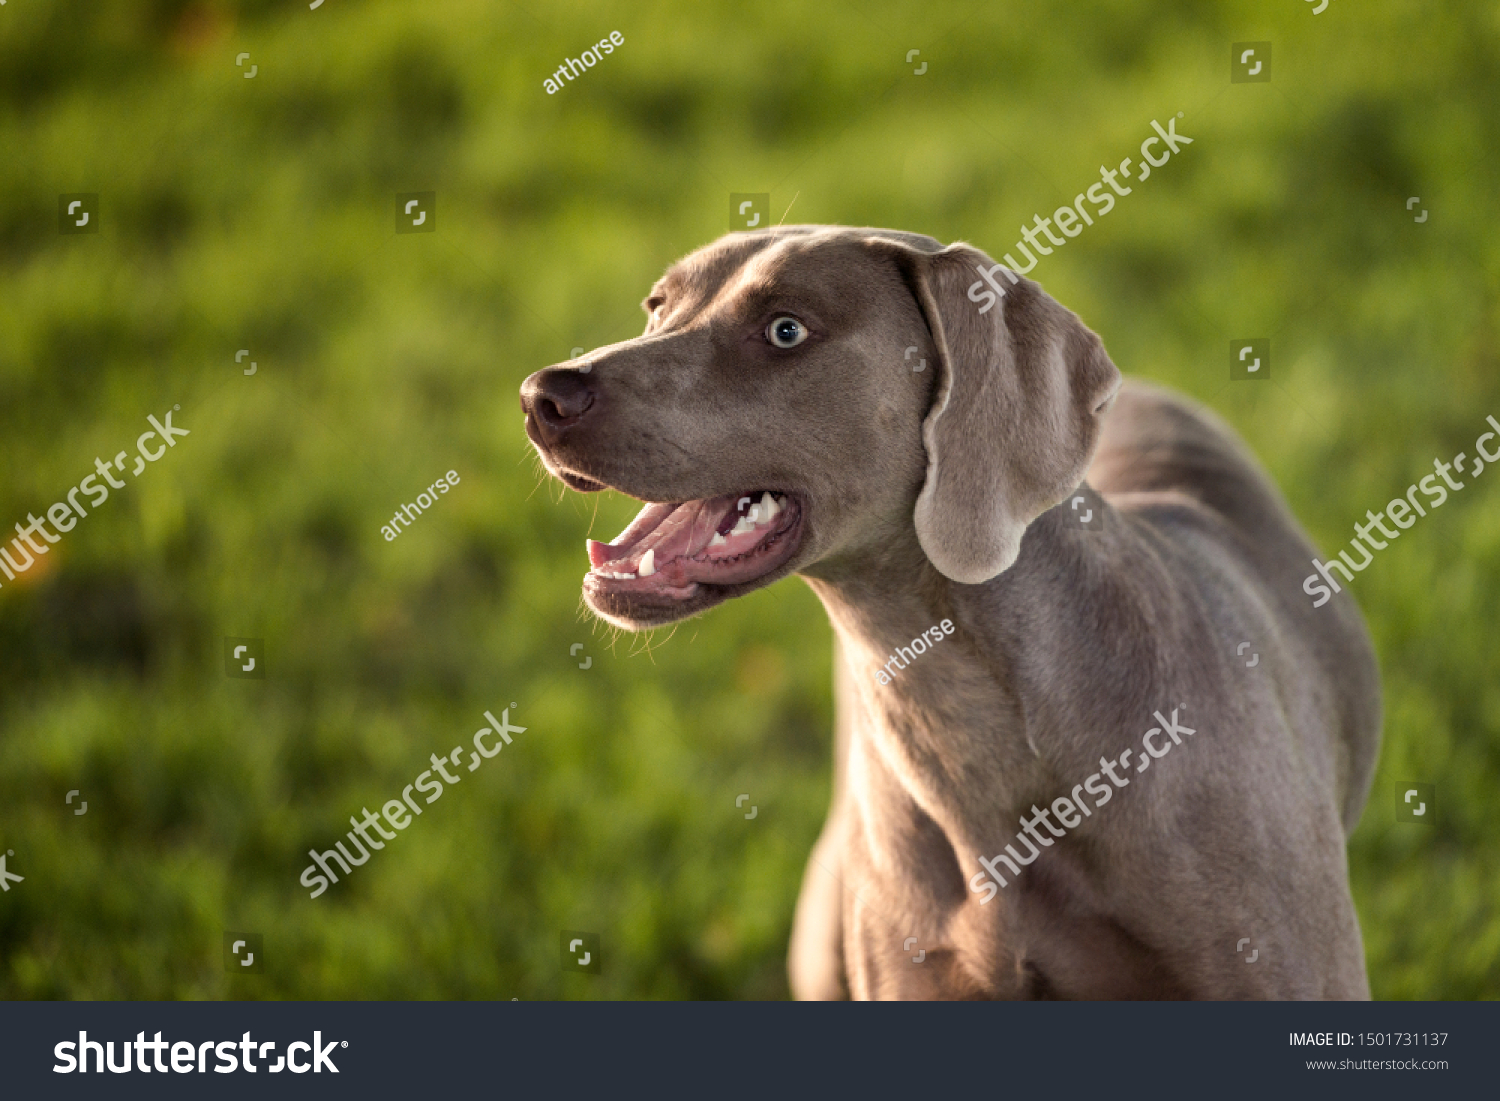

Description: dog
[520,226,1381,999]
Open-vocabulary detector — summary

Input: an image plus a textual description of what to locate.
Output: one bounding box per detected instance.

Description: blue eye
[767,316,807,348]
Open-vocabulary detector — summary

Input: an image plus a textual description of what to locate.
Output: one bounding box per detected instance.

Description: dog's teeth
[758,492,779,523]
[730,513,757,537]
[638,548,656,577]
[709,532,727,547]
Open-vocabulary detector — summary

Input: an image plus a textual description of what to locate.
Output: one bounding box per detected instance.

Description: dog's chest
[837,780,1167,999]
[838,701,1018,995]
[842,673,1146,998]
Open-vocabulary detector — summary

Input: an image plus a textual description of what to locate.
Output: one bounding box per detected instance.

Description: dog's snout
[521,368,596,439]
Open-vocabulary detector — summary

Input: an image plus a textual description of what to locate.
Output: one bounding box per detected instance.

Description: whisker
[777,190,801,227]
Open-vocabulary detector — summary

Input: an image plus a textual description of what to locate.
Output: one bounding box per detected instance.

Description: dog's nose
[520,368,596,439]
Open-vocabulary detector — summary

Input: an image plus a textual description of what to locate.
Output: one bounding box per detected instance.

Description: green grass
[1,0,1498,999]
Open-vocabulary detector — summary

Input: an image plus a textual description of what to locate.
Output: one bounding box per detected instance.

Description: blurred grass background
[0,0,1497,999]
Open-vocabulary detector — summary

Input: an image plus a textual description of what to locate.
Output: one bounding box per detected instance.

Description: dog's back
[1088,380,1382,833]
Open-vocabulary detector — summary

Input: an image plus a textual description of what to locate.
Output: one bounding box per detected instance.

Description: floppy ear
[866,238,1121,584]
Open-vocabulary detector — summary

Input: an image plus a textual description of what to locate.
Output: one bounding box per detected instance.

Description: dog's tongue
[587,497,728,569]
[587,501,675,567]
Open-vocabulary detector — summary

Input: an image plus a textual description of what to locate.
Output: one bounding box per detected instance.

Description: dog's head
[520,226,1120,630]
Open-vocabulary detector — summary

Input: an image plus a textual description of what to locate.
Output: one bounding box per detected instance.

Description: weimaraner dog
[520,226,1381,1000]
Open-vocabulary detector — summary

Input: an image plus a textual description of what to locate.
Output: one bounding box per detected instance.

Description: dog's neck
[801,503,1096,687]
[799,503,1117,837]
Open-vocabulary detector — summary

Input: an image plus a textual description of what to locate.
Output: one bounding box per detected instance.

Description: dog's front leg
[788,810,849,999]
[788,638,857,1000]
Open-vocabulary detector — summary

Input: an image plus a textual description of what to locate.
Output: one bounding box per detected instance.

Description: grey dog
[520,226,1381,1000]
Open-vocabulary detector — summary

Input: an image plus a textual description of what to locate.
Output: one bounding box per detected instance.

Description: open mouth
[584,490,804,605]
